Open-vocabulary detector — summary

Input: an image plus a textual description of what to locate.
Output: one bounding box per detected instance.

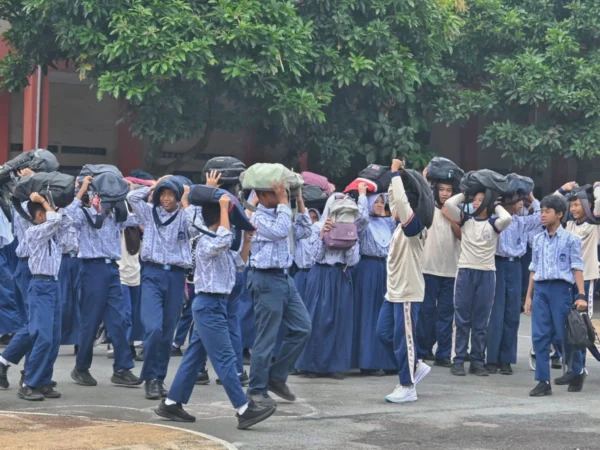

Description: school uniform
[13,204,33,323]
[66,198,139,376]
[0,209,21,336]
[296,210,360,375]
[530,226,584,382]
[352,194,396,371]
[58,224,82,345]
[247,204,312,396]
[173,283,195,350]
[444,193,512,367]
[127,187,192,384]
[375,173,427,386]
[24,211,72,390]
[167,226,248,408]
[116,232,144,342]
[416,206,461,362]
[487,201,541,367]
[238,268,256,350]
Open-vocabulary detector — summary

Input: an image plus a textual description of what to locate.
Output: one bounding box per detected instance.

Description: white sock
[0,356,8,366]
[165,398,176,406]
[237,403,249,415]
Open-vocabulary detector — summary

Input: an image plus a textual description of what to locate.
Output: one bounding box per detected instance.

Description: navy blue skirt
[239,268,256,349]
[59,256,82,345]
[293,268,311,303]
[0,250,21,335]
[352,257,396,370]
[296,264,354,373]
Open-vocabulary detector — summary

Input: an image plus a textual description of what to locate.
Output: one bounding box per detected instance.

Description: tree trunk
[144,139,165,175]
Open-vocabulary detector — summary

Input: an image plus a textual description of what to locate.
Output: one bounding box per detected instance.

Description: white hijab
[367,194,392,248]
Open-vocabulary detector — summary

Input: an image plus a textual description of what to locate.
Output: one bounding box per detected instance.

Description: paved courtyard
[1,315,600,450]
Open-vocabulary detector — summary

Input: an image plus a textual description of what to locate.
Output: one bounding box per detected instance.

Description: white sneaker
[385,385,417,403]
[414,361,431,385]
[107,344,114,359]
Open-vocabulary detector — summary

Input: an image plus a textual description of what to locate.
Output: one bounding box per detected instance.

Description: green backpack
[240,163,304,196]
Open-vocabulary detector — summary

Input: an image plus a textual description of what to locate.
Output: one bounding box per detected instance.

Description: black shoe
[158,380,168,398]
[71,368,97,387]
[268,380,296,402]
[171,346,183,357]
[41,385,61,399]
[145,380,161,400]
[329,371,345,380]
[451,363,466,376]
[568,372,586,392]
[499,363,513,375]
[434,358,452,368]
[196,371,210,385]
[74,345,79,356]
[135,351,144,362]
[551,358,562,370]
[155,399,196,423]
[485,363,499,374]
[243,349,252,365]
[529,381,552,397]
[111,369,143,387]
[421,352,435,362]
[247,391,276,407]
[18,385,44,401]
[237,400,276,430]
[0,362,9,389]
[469,364,489,377]
[216,370,250,387]
[290,368,302,376]
[0,334,12,346]
[554,371,572,386]
[130,345,137,360]
[18,370,53,388]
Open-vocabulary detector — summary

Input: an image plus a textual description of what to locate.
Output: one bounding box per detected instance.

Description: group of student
[0,154,597,431]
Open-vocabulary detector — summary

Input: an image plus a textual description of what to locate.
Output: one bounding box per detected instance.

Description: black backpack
[358,164,391,193]
[566,307,596,350]
[506,173,534,197]
[79,165,129,228]
[13,172,75,223]
[303,185,328,207]
[201,157,246,186]
[425,157,464,185]
[400,169,435,229]
[0,149,59,186]
[459,169,510,196]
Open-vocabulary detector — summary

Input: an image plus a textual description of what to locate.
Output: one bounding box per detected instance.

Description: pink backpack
[323,223,358,250]
[301,172,332,195]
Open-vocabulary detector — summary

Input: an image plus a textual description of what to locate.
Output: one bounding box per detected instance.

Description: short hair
[540,194,567,216]
[201,203,221,228]
[27,201,45,219]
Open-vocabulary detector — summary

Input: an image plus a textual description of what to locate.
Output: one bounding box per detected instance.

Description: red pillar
[0,92,9,162]
[460,116,479,171]
[22,69,49,151]
[118,121,142,177]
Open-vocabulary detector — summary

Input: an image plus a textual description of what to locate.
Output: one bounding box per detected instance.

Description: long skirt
[59,256,82,345]
[296,264,354,373]
[238,268,256,349]
[352,257,396,370]
[293,268,311,303]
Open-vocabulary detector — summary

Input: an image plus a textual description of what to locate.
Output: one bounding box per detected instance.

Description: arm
[239,231,253,264]
[345,243,360,266]
[389,173,425,237]
[126,186,152,224]
[185,206,205,237]
[441,206,462,239]
[444,193,465,223]
[293,211,312,241]
[253,205,293,241]
[64,198,86,229]
[492,205,513,232]
[355,194,370,233]
[27,211,61,241]
[593,183,600,217]
[521,199,542,233]
[524,272,535,316]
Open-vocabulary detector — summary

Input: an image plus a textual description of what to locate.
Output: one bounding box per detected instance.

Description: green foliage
[436,0,600,170]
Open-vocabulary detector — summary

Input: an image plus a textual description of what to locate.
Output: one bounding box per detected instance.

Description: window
[62,146,107,155]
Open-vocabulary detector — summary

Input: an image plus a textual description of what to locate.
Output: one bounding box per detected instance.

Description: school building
[0,21,593,192]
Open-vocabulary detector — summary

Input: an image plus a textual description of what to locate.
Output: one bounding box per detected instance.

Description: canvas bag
[240,163,304,196]
[301,172,332,195]
[323,195,359,250]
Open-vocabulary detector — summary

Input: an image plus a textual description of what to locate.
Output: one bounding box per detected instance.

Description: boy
[127,175,193,400]
[376,159,431,403]
[444,188,512,376]
[416,175,461,367]
[247,180,312,406]
[18,193,71,400]
[525,194,587,395]
[66,175,141,388]
[156,195,276,429]
[486,192,541,375]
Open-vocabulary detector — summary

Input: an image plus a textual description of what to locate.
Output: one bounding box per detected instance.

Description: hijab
[367,194,392,248]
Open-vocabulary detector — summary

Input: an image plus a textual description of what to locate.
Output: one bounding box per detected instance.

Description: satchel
[323,223,358,250]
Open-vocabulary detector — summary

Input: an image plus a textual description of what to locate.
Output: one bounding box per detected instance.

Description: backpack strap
[13,201,35,225]
[82,207,105,230]
[152,204,179,227]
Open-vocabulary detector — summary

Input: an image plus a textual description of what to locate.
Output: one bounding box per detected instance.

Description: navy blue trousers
[140,265,185,382]
[122,284,144,342]
[533,280,583,382]
[168,293,247,408]
[248,270,311,394]
[521,246,532,297]
[77,260,133,372]
[416,274,455,360]
[59,255,82,345]
[0,250,22,335]
[24,278,61,388]
[487,259,522,365]
[14,258,32,325]
[173,293,193,347]
[453,268,495,365]
[376,301,421,386]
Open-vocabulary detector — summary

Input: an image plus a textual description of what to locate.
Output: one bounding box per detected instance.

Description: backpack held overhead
[357,164,392,193]
[201,156,246,186]
[425,157,464,184]
[323,194,359,250]
[13,171,75,222]
[240,163,304,196]
[78,164,129,227]
[0,148,59,186]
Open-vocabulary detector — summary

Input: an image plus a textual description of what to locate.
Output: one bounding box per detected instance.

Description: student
[0,206,21,361]
[444,187,513,377]
[66,175,142,388]
[554,181,600,384]
[486,192,541,375]
[127,176,193,400]
[353,185,397,374]
[415,175,461,368]
[18,193,71,400]
[58,213,82,349]
[247,180,312,406]
[293,208,320,302]
[155,195,276,429]
[525,194,587,396]
[376,159,430,403]
[296,193,360,379]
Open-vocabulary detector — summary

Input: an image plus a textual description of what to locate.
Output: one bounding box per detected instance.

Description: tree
[435,0,600,171]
